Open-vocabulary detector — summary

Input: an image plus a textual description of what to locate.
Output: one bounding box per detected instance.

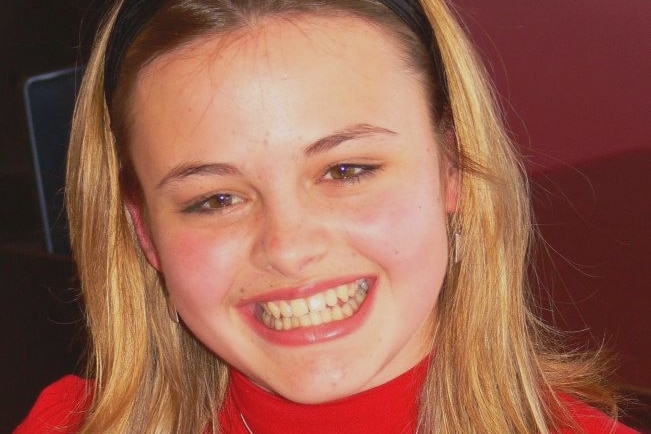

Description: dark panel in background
[0,0,102,246]
[24,66,84,254]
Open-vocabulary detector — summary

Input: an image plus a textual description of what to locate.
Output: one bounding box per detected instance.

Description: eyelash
[321,163,381,184]
[182,193,242,214]
[182,163,381,214]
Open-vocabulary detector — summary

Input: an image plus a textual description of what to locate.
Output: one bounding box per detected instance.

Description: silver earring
[453,231,462,264]
[167,297,180,323]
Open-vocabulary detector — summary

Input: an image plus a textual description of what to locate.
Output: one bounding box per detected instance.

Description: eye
[183,193,243,214]
[205,194,238,208]
[323,164,378,182]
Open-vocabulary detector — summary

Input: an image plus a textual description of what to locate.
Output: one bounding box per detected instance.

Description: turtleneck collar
[218,358,429,434]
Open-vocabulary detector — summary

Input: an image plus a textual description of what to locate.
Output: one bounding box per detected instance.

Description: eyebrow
[156,123,396,189]
[303,123,397,157]
[156,162,241,189]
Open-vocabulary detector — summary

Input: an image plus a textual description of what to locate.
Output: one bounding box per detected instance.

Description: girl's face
[127,15,457,403]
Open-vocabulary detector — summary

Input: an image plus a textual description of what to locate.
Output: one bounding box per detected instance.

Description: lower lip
[244,278,376,347]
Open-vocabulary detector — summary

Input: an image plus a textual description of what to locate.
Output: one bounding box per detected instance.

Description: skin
[126,15,457,404]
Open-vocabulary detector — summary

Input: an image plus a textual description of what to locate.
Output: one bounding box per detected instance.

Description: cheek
[343,177,449,336]
[153,226,243,309]
[344,181,449,273]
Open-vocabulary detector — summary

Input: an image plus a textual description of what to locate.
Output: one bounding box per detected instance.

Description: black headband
[104,0,167,103]
[382,0,433,50]
[381,0,448,104]
[103,0,447,104]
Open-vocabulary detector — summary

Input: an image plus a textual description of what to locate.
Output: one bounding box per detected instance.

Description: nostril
[254,218,330,277]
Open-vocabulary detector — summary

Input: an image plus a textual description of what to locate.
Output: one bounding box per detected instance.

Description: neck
[218,357,430,434]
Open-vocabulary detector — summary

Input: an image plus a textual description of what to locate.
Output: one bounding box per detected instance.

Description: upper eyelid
[182,192,243,213]
[320,163,381,181]
[324,162,380,172]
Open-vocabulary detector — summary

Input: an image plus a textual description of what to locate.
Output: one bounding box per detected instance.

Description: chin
[233,345,377,404]
[268,368,374,404]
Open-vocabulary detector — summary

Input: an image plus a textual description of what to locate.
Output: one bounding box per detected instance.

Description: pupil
[209,194,231,208]
[337,165,353,178]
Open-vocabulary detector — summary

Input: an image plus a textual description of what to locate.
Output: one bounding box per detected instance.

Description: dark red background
[456,0,650,168]
[456,0,651,390]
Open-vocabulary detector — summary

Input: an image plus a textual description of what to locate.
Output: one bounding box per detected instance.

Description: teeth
[321,308,332,323]
[336,285,349,303]
[259,279,369,331]
[289,299,309,317]
[325,289,338,307]
[307,293,326,312]
[341,303,353,318]
[279,300,292,318]
[262,313,273,328]
[268,301,281,319]
[309,311,322,326]
[331,305,343,321]
[299,315,311,327]
[348,297,359,311]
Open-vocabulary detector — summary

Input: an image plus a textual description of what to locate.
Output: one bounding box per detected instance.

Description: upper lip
[239,275,373,306]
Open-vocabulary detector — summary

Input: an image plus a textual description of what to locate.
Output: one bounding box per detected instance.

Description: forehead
[132,13,420,106]
[127,14,430,160]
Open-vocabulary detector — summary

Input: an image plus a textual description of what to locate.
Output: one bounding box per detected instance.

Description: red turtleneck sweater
[14,359,639,433]
[217,359,427,434]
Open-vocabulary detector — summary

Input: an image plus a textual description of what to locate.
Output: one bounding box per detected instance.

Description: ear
[438,120,460,213]
[124,191,162,271]
[444,160,460,213]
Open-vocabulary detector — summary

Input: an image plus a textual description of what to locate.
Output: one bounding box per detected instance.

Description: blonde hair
[66,0,616,432]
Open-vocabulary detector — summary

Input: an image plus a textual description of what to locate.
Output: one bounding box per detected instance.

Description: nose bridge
[253,187,329,276]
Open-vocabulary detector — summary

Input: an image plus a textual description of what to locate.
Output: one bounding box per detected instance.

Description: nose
[252,197,330,277]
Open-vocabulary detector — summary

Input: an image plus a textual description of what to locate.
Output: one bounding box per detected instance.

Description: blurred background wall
[455,0,651,384]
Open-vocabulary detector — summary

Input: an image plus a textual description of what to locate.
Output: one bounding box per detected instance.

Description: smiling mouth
[257,278,369,331]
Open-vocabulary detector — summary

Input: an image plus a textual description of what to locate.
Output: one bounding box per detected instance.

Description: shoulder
[13,375,92,434]
[557,394,641,434]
